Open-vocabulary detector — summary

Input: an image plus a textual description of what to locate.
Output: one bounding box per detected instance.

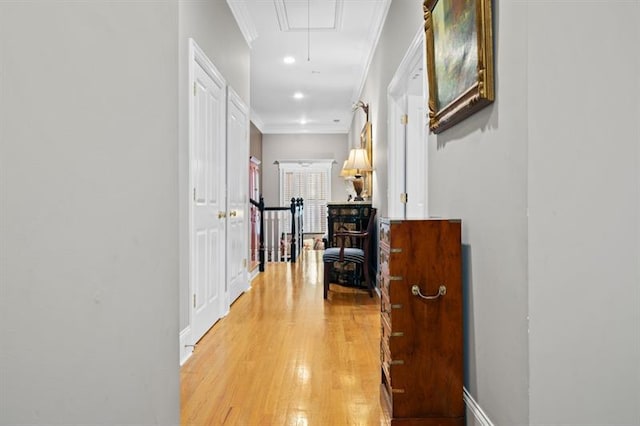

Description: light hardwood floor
[181,250,386,425]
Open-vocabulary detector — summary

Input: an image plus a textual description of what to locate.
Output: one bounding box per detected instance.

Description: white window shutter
[278,160,333,234]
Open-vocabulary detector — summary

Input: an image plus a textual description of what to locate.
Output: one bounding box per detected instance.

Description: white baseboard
[179,326,194,366]
[249,267,260,282]
[463,387,494,426]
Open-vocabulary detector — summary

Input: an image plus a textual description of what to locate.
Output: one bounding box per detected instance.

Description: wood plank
[181,250,387,425]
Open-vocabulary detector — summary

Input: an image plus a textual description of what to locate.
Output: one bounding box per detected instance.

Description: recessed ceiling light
[293,92,304,100]
[284,56,295,64]
[300,119,307,125]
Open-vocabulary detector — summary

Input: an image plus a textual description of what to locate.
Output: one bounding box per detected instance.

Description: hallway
[181,251,385,425]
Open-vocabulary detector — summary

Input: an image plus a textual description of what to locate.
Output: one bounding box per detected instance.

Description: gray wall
[178,1,250,331]
[261,133,349,206]
[361,0,639,425]
[427,0,530,422]
[526,2,640,424]
[353,0,425,217]
[0,2,180,424]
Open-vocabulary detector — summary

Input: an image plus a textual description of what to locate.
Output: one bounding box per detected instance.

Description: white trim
[249,267,260,282]
[179,326,194,366]
[275,159,336,167]
[278,159,333,234]
[187,38,228,345]
[388,26,425,98]
[351,0,392,104]
[274,0,344,32]
[259,123,349,134]
[250,108,265,132]
[463,387,495,426]
[226,0,258,47]
[386,94,405,219]
[189,38,227,87]
[227,85,250,117]
[386,25,428,220]
[226,85,250,306]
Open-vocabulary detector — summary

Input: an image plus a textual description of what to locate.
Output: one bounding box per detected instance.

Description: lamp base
[352,175,364,201]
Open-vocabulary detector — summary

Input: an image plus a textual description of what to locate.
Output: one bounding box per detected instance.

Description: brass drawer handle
[411,284,446,300]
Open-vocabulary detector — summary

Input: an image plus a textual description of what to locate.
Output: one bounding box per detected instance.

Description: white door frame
[226,86,250,304]
[387,27,428,219]
[185,38,229,356]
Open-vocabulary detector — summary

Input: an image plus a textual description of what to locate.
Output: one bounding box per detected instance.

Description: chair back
[363,208,377,249]
[366,208,377,234]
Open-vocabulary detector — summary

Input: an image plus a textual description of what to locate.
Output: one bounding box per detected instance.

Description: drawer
[378,271,390,296]
[381,337,391,380]
[380,283,391,310]
[379,220,390,246]
[379,245,389,268]
[381,311,391,341]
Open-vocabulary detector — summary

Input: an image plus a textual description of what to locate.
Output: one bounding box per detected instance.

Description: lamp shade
[344,148,372,173]
[339,160,357,177]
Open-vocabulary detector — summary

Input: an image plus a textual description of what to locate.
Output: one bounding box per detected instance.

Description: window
[278,160,333,234]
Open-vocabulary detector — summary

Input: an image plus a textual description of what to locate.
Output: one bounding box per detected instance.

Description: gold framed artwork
[424,0,495,133]
[360,121,372,198]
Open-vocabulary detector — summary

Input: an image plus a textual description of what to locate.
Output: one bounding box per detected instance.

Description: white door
[405,94,426,218]
[190,48,227,343]
[226,88,249,303]
[387,95,407,219]
[387,28,428,219]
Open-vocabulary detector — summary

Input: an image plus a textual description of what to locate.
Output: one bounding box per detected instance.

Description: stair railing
[249,196,304,272]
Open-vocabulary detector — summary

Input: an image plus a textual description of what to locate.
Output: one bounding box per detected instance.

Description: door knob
[218,211,226,218]
[229,210,237,217]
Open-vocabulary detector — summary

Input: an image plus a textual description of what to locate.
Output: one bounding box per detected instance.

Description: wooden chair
[323,208,377,299]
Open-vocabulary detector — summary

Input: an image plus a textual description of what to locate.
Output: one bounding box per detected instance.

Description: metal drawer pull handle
[411,284,446,300]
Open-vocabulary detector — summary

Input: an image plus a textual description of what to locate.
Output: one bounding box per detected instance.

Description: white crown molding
[351,0,392,104]
[250,109,266,133]
[227,0,259,47]
[259,123,349,134]
[463,387,495,426]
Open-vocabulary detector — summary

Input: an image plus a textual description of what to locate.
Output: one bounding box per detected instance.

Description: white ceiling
[227,0,392,134]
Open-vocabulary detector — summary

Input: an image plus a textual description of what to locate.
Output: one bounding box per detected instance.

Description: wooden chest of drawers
[378,219,463,425]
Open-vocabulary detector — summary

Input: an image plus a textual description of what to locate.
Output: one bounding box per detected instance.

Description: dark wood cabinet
[378,219,463,425]
[325,202,374,289]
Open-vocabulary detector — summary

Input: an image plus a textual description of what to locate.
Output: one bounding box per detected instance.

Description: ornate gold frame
[360,121,372,198]
[424,0,495,133]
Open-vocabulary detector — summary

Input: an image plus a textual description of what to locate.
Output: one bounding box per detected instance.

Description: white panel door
[387,95,407,219]
[387,29,428,220]
[405,94,426,219]
[226,88,249,304]
[191,58,227,343]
